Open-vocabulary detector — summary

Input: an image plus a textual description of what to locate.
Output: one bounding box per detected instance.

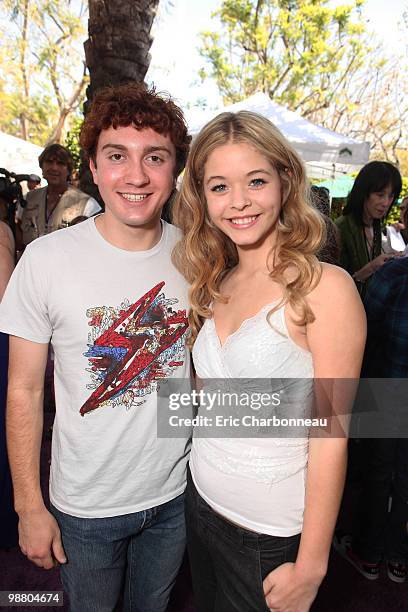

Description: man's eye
[250,178,266,187]
[211,184,227,193]
[146,155,163,163]
[109,153,124,161]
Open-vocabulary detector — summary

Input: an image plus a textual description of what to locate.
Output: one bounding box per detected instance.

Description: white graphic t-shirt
[0,218,190,518]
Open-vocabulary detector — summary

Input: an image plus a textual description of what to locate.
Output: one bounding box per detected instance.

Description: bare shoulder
[305,266,366,377]
[308,263,359,307]
[306,263,366,339]
[0,221,14,252]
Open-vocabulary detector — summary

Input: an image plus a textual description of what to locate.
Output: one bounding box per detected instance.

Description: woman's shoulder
[305,263,366,357]
[335,213,362,233]
[309,263,359,305]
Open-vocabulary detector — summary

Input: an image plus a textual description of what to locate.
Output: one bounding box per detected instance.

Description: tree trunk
[80,0,160,199]
[84,0,160,109]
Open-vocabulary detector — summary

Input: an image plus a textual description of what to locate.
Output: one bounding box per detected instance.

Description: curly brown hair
[80,82,191,176]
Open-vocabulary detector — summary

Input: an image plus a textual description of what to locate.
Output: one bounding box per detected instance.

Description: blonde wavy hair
[172,111,325,346]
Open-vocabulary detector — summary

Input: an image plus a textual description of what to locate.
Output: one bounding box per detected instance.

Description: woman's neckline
[211,298,282,349]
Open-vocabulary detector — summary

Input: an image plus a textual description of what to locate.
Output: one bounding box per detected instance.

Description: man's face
[41,156,69,189]
[90,125,176,232]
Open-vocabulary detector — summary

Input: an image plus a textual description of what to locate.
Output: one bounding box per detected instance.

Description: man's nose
[124,159,149,185]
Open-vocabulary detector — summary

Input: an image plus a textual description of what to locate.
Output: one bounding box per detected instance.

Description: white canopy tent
[186,92,370,169]
[0,130,43,178]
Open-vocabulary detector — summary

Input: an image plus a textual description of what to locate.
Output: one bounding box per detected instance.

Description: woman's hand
[354,253,398,282]
[263,562,323,612]
[370,253,397,272]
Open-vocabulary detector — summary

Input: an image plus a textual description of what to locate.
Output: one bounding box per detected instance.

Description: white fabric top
[383,226,406,253]
[0,218,191,518]
[190,301,314,536]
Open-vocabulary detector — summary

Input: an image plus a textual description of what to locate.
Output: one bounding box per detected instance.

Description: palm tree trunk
[84,0,160,108]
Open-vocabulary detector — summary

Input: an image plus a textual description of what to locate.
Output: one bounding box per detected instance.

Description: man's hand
[263,562,322,612]
[18,507,67,570]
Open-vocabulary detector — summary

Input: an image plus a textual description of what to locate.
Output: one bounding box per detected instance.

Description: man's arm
[0,221,15,299]
[7,336,66,569]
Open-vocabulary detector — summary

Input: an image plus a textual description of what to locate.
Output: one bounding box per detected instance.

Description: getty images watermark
[165,389,328,432]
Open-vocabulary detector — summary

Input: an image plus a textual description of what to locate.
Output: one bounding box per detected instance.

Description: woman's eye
[210,184,227,193]
[250,178,266,187]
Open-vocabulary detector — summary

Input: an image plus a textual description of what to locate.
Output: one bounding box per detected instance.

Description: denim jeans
[185,468,301,612]
[51,493,185,612]
[353,438,408,564]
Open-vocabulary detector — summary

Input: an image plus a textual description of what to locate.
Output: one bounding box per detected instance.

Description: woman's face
[203,142,282,251]
[363,184,394,222]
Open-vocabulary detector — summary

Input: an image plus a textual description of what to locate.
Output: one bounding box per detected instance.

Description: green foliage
[199,0,367,115]
[64,114,83,171]
[0,0,88,145]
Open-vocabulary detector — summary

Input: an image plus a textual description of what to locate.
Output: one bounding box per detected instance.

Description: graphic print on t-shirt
[80,282,188,416]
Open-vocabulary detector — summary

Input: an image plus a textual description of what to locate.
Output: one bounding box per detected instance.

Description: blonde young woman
[172,111,365,612]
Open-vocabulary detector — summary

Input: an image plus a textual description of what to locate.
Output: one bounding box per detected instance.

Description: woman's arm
[353,253,395,282]
[264,265,366,611]
[0,221,15,300]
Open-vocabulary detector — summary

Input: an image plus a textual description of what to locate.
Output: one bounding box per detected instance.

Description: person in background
[335,161,402,298]
[401,196,408,244]
[334,202,408,583]
[0,220,18,549]
[15,175,42,238]
[387,195,408,250]
[27,174,41,192]
[310,185,340,264]
[20,144,101,248]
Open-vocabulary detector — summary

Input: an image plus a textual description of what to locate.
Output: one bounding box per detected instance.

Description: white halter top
[190,300,314,536]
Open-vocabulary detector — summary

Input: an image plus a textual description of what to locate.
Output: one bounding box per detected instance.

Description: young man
[0,83,191,611]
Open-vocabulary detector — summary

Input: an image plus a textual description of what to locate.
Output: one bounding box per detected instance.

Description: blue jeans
[185,468,300,612]
[51,494,186,612]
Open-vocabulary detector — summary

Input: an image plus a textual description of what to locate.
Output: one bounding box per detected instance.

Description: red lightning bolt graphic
[80,282,188,416]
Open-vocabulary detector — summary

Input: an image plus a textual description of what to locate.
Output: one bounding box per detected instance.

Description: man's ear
[89,158,98,185]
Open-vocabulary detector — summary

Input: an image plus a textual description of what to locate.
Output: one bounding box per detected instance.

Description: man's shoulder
[370,257,408,299]
[381,256,408,280]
